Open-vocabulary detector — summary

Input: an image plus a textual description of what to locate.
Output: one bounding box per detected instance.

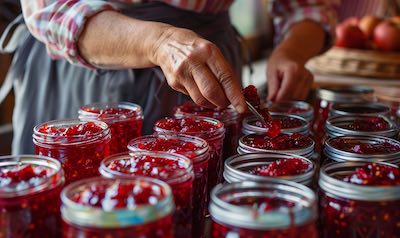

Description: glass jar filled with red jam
[325,115,398,139]
[209,181,318,238]
[330,102,391,117]
[100,151,194,238]
[79,102,143,154]
[265,101,314,122]
[154,116,225,199]
[128,134,209,237]
[238,133,315,158]
[313,86,374,152]
[323,135,400,164]
[61,177,174,238]
[174,102,241,159]
[319,162,400,238]
[242,114,309,136]
[33,119,111,184]
[0,155,64,238]
[224,152,315,186]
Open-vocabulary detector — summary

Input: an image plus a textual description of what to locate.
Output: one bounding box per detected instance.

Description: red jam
[242,133,313,151]
[155,117,219,133]
[0,158,63,238]
[329,138,400,154]
[80,104,143,154]
[250,158,311,177]
[342,163,400,186]
[34,120,110,184]
[339,117,390,131]
[137,138,203,156]
[104,154,193,237]
[251,115,304,129]
[334,105,386,114]
[62,178,173,238]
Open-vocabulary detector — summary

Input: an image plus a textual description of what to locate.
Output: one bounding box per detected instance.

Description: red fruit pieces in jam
[176,102,225,119]
[251,158,311,177]
[0,165,50,190]
[84,107,134,117]
[155,118,219,133]
[253,116,303,129]
[342,163,400,186]
[107,155,187,181]
[72,181,166,210]
[229,196,296,213]
[243,85,261,108]
[38,121,103,136]
[137,138,203,156]
[243,133,312,150]
[330,138,400,154]
[340,117,390,131]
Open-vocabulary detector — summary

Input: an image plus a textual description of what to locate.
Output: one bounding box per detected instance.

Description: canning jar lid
[330,102,391,117]
[319,162,400,201]
[325,115,398,138]
[0,155,64,198]
[127,134,210,165]
[316,85,374,102]
[242,114,309,136]
[223,152,315,186]
[61,177,174,228]
[324,135,400,163]
[209,181,317,230]
[264,101,314,121]
[78,102,144,122]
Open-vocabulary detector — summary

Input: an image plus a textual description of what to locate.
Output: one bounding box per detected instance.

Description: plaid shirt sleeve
[269,0,337,52]
[21,0,119,68]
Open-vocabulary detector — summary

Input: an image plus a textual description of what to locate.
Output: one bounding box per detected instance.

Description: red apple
[373,20,400,51]
[391,16,400,24]
[335,24,367,49]
[342,17,360,26]
[359,15,382,39]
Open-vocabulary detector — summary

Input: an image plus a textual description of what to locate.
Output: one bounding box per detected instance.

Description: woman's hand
[150,27,246,113]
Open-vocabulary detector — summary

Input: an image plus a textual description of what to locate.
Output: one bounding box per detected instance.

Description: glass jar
[128,134,210,237]
[224,152,315,186]
[319,162,400,238]
[61,177,174,238]
[242,114,309,136]
[33,119,111,184]
[209,181,318,238]
[265,101,314,122]
[173,102,241,160]
[238,133,315,159]
[100,151,194,238]
[313,86,374,152]
[0,155,64,238]
[330,102,391,117]
[325,115,398,139]
[154,116,225,200]
[78,102,143,154]
[323,135,400,164]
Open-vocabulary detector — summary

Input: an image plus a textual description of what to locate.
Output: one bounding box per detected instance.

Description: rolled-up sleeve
[269,0,337,51]
[21,0,119,68]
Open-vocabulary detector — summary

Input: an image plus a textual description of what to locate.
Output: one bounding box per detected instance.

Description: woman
[3,0,335,154]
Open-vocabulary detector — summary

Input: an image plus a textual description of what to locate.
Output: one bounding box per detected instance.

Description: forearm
[274,20,325,65]
[78,11,172,69]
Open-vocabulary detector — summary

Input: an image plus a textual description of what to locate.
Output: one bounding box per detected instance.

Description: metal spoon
[245,101,271,124]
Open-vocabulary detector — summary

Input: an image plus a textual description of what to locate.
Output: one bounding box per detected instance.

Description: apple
[373,20,400,51]
[359,15,382,39]
[335,23,367,49]
[391,16,400,24]
[342,17,360,26]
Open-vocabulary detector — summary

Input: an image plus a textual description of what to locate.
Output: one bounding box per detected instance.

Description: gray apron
[0,2,243,155]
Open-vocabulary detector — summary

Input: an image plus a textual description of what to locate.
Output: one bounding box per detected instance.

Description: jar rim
[173,102,240,122]
[33,119,111,146]
[78,102,144,122]
[223,152,315,186]
[61,176,174,228]
[264,101,314,120]
[0,155,64,198]
[325,115,398,138]
[99,151,194,185]
[331,102,391,117]
[242,114,309,135]
[209,181,317,230]
[127,134,210,164]
[319,162,400,201]
[316,85,374,102]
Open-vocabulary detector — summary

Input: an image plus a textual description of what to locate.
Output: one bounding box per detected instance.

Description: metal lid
[319,162,400,201]
[242,114,309,136]
[223,152,315,186]
[325,115,398,138]
[209,181,317,230]
[61,177,174,228]
[324,135,400,163]
[330,102,391,117]
[316,86,373,102]
[265,101,314,121]
[78,102,143,122]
